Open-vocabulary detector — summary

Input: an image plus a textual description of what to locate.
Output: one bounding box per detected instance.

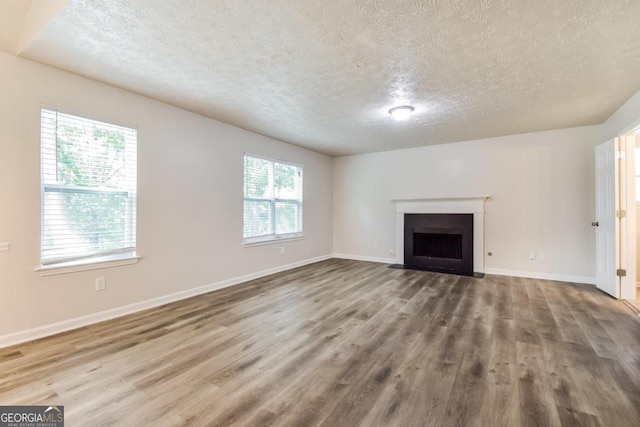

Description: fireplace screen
[404,213,473,276]
[413,232,463,260]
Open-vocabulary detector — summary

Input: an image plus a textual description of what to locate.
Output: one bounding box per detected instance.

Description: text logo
[0,405,64,427]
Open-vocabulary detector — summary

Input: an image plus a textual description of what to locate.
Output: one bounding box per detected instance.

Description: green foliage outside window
[41,109,136,262]
[54,125,130,253]
[243,155,302,239]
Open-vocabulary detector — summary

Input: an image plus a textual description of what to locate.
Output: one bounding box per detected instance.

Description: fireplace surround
[404,213,474,276]
[393,197,488,276]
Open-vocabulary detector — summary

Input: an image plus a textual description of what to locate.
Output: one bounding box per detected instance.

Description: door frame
[620,134,636,300]
[619,121,640,301]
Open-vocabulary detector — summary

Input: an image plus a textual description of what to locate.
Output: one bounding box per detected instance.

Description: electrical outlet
[537,252,545,260]
[389,249,395,256]
[529,251,536,260]
[280,246,285,255]
[95,277,106,291]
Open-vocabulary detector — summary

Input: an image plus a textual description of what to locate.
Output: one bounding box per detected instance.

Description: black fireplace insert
[403,213,473,276]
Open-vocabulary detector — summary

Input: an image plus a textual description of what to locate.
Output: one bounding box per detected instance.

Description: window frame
[243,154,303,245]
[39,108,138,272]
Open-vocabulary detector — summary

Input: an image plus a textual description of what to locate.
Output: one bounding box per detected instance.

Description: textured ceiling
[14,0,640,156]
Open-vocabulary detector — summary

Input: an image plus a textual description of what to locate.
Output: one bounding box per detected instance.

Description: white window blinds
[244,155,303,242]
[40,109,137,265]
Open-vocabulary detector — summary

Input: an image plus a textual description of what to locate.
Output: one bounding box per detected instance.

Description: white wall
[332,126,602,283]
[601,89,640,140]
[0,52,333,340]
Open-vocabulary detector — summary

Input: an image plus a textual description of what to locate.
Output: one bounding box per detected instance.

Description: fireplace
[393,196,488,276]
[403,213,474,276]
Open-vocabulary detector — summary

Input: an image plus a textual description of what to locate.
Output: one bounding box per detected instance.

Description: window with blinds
[40,109,137,265]
[244,155,303,243]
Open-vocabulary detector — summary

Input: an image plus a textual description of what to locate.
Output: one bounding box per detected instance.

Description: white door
[594,138,620,298]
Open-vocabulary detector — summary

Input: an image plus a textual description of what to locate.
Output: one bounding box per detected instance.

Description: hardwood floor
[1,259,639,426]
[628,286,640,312]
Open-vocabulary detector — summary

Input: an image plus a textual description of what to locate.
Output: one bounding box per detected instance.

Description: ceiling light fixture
[389,105,414,121]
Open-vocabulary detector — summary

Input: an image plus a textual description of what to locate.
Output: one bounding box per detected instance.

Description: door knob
[591,221,599,227]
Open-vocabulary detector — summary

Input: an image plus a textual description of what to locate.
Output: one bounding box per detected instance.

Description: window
[243,155,303,243]
[40,109,137,266]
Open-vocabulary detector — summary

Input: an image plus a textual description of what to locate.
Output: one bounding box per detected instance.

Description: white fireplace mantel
[392,196,489,274]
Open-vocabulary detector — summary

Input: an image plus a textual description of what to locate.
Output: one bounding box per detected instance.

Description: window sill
[37,254,140,277]
[243,234,304,247]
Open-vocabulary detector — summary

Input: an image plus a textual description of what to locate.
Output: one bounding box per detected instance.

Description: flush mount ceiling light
[389,105,415,121]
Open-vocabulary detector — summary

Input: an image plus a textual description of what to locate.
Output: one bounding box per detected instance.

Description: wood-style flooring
[628,286,640,313]
[1,259,640,426]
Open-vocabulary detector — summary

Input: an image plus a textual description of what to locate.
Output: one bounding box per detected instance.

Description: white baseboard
[0,254,332,349]
[484,268,596,285]
[332,253,397,265]
[331,255,596,285]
